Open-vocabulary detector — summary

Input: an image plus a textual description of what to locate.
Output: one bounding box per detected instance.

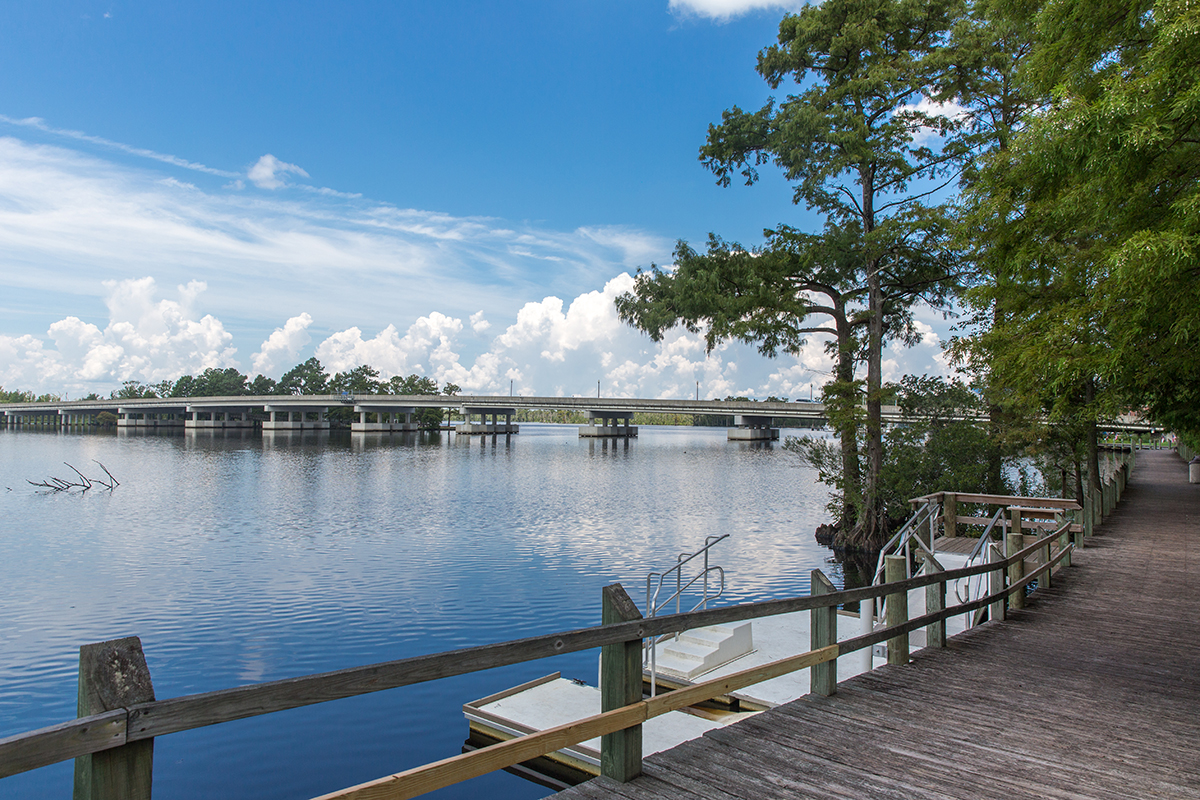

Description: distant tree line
[1,360,461,430]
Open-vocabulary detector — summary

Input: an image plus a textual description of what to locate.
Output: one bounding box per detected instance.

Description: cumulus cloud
[247,154,309,189]
[469,311,491,333]
[0,277,238,394]
[316,312,466,381]
[251,313,314,376]
[669,0,804,21]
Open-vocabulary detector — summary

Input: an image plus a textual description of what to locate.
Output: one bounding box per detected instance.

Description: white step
[652,622,753,681]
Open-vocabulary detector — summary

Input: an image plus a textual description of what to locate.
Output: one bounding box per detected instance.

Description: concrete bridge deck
[560,448,1199,799]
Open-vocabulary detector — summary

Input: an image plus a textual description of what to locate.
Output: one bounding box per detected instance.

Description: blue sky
[0,1,953,399]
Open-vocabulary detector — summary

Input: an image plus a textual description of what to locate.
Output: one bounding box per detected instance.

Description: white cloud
[251,313,314,376]
[0,114,240,177]
[0,278,238,394]
[469,311,491,333]
[247,154,309,189]
[0,134,674,350]
[897,96,971,145]
[0,124,963,399]
[668,0,804,21]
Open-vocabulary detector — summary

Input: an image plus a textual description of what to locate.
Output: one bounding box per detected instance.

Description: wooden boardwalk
[560,450,1200,799]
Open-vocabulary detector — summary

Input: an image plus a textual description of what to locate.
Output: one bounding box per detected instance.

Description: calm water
[0,424,838,799]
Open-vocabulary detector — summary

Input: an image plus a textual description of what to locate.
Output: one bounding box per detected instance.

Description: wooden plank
[555,451,1197,800]
[0,711,126,779]
[312,645,839,800]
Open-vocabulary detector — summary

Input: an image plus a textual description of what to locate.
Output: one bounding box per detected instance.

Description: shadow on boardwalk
[561,449,1200,799]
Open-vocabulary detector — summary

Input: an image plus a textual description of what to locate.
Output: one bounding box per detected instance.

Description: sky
[0,0,954,400]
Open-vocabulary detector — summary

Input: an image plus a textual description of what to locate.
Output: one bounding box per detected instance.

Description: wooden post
[809,569,837,696]
[925,559,946,647]
[600,583,643,783]
[884,555,908,666]
[942,493,957,538]
[74,637,156,800]
[1041,531,1053,590]
[1006,530,1025,611]
[988,543,1006,623]
[1058,513,1072,568]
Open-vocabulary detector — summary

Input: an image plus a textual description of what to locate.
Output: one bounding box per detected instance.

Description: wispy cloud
[0,115,241,178]
[247,153,309,189]
[0,122,957,399]
[668,0,804,21]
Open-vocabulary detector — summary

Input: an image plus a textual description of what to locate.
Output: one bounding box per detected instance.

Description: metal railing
[644,534,728,696]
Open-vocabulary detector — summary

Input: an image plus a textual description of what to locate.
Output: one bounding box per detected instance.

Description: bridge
[0,394,1163,439]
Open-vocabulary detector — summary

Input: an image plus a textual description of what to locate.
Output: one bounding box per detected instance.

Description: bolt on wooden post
[599,583,643,783]
[809,569,837,696]
[884,555,908,665]
[74,637,156,800]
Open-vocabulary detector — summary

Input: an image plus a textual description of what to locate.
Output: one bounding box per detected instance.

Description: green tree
[952,0,1200,486]
[248,374,278,395]
[623,1,962,545]
[278,358,330,395]
[330,365,383,395]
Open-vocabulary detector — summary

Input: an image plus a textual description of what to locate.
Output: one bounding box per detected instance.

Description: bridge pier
[457,406,518,435]
[352,405,417,432]
[579,410,637,438]
[117,407,185,428]
[727,414,779,441]
[184,407,254,429]
[262,405,330,430]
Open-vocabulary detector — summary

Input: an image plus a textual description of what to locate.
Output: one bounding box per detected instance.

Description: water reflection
[0,423,836,800]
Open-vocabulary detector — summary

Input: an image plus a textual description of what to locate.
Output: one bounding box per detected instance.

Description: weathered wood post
[600,583,643,783]
[925,559,946,646]
[810,569,837,696]
[1041,531,1053,590]
[74,637,156,800]
[884,555,908,666]
[988,543,1006,623]
[1058,513,1072,568]
[1006,513,1025,611]
[942,493,957,538]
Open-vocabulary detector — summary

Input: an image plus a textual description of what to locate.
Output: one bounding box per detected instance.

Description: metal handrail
[644,534,729,696]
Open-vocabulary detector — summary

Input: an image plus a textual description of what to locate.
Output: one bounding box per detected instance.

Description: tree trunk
[862,260,885,545]
[834,309,860,529]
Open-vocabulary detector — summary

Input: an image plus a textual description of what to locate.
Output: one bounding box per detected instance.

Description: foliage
[0,387,61,403]
[278,358,330,395]
[786,376,1015,525]
[948,0,1200,486]
[171,367,250,398]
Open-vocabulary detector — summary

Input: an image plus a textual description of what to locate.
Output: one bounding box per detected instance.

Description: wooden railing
[913,448,1136,542]
[0,518,1087,800]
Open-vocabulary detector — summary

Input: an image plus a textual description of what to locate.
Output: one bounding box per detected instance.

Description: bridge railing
[1,516,1094,800]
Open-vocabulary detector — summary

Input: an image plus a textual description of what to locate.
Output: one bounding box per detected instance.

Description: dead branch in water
[27,462,118,493]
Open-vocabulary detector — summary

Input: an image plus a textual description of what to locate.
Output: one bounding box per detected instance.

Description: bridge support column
[579,410,637,437]
[457,406,518,435]
[727,414,779,441]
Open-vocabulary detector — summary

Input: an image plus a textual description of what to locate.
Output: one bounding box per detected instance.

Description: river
[0,424,840,799]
